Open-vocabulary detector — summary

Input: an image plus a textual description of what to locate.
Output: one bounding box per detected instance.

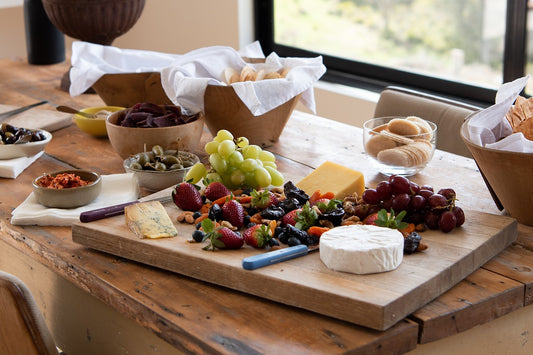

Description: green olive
[151,145,165,157]
[135,152,151,166]
[169,163,184,170]
[154,162,167,171]
[160,154,181,166]
[130,162,143,170]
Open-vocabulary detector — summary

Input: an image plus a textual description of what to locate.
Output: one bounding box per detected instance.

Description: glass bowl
[363,116,437,176]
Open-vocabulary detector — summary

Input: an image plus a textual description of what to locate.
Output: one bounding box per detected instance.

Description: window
[255,0,530,106]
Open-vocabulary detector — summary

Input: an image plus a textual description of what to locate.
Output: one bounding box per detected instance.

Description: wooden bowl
[42,0,145,45]
[92,73,172,107]
[204,85,301,148]
[461,116,533,226]
[106,107,204,159]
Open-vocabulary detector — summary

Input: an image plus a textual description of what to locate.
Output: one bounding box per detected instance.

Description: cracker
[388,118,420,136]
[377,148,411,167]
[365,134,398,157]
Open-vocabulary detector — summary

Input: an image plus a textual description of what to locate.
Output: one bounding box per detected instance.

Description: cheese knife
[242,244,319,270]
[0,100,48,122]
[79,185,175,222]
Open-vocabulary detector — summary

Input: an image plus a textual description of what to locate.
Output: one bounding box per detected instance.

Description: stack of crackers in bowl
[506,96,533,140]
[364,116,437,176]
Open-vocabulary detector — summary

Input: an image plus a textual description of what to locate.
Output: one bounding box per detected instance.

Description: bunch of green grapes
[185,129,284,189]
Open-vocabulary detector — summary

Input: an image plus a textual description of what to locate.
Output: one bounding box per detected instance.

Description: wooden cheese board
[72,201,517,331]
[0,104,72,132]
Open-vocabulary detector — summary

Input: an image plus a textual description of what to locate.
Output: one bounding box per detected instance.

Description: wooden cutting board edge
[71,212,518,331]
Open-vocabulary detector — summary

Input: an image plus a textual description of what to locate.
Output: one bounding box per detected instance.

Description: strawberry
[202,219,243,250]
[251,189,279,209]
[243,224,273,248]
[172,182,203,211]
[282,208,301,226]
[222,199,244,228]
[204,181,230,202]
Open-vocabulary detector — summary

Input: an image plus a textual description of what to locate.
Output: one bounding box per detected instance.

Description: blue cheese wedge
[125,201,178,239]
[319,225,403,274]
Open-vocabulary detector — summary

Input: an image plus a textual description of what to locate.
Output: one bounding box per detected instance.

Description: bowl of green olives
[124,145,200,191]
[0,124,52,160]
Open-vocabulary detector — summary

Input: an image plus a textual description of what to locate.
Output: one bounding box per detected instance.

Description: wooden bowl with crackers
[364,116,437,176]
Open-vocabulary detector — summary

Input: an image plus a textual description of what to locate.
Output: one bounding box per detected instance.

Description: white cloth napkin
[11,173,139,226]
[467,75,533,152]
[69,41,326,116]
[0,151,44,179]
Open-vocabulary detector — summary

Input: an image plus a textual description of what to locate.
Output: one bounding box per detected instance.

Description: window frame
[254,0,528,107]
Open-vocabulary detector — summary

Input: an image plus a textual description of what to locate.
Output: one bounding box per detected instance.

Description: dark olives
[0,123,47,145]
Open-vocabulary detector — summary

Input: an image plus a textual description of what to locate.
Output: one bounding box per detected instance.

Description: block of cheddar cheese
[296,161,365,200]
[125,201,178,239]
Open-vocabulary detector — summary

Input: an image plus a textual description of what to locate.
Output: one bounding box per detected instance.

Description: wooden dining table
[1,57,533,355]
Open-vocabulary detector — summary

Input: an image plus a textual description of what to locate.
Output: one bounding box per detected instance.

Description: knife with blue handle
[242,244,319,270]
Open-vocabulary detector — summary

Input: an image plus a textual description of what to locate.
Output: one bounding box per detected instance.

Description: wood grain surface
[2,56,533,354]
[0,104,72,132]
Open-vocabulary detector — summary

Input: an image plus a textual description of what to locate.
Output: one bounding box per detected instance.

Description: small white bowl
[0,128,52,160]
[124,151,199,191]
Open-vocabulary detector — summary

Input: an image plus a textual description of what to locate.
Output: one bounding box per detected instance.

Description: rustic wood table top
[1,57,533,354]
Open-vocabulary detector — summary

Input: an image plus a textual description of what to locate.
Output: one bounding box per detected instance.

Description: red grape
[420,184,434,192]
[452,206,465,227]
[425,210,441,230]
[428,193,448,208]
[362,189,380,205]
[376,181,392,200]
[391,193,411,211]
[409,195,427,211]
[409,181,420,195]
[382,198,393,211]
[439,211,457,233]
[418,189,434,200]
[438,188,456,201]
[390,175,411,194]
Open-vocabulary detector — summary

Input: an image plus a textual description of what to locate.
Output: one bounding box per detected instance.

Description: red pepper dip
[37,173,91,189]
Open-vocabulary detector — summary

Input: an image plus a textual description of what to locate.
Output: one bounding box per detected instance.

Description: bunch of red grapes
[360,175,465,233]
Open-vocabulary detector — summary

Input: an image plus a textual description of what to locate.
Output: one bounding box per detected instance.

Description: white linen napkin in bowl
[11,173,139,226]
[69,41,326,116]
[466,75,533,152]
[0,151,44,179]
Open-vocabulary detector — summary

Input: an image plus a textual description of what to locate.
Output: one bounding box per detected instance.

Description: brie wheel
[319,225,404,274]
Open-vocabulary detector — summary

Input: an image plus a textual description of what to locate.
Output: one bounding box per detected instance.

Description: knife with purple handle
[79,185,174,222]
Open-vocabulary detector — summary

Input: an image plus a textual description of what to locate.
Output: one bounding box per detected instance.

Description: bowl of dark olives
[124,145,200,191]
[0,124,52,160]
[106,102,204,159]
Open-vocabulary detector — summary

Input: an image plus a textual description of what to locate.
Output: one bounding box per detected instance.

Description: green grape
[218,139,236,158]
[228,151,244,167]
[205,172,222,184]
[259,150,276,162]
[265,166,284,186]
[214,129,234,142]
[241,158,258,172]
[204,141,219,155]
[244,172,258,188]
[185,162,207,184]
[230,169,246,186]
[255,159,264,167]
[235,136,249,148]
[242,144,261,159]
[221,172,236,189]
[262,160,277,169]
[209,153,227,173]
[255,167,272,187]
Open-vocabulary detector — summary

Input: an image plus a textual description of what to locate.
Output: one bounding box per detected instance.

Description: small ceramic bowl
[0,127,52,160]
[32,169,102,208]
[124,151,199,191]
[73,106,125,137]
[363,116,437,176]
